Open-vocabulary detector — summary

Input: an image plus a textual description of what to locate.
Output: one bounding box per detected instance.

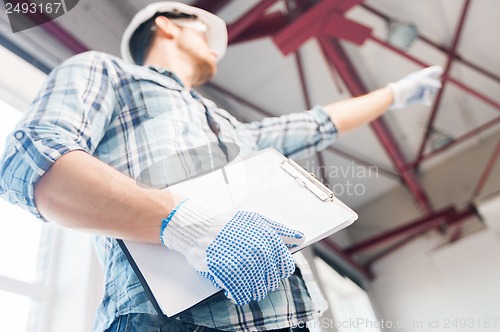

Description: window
[0,99,55,332]
[0,45,104,332]
[0,44,56,332]
[314,257,381,332]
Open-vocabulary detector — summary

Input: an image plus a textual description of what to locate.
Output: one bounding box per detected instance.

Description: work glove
[160,199,305,305]
[387,65,444,110]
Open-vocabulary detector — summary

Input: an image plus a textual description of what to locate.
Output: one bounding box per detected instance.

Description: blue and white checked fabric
[204,211,302,305]
[0,51,336,331]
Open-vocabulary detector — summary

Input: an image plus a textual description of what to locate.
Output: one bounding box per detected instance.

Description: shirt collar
[147,66,185,87]
[147,66,203,100]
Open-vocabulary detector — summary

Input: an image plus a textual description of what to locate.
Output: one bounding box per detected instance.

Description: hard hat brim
[121,2,228,64]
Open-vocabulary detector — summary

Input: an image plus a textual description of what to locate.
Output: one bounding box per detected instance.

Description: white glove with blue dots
[160,199,305,305]
[387,65,444,110]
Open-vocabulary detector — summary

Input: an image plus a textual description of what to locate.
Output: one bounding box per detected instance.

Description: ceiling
[1,0,499,268]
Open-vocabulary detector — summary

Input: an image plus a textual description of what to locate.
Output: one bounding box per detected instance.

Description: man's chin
[194,63,217,86]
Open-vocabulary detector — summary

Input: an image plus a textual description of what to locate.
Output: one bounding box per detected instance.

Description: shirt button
[14,130,24,140]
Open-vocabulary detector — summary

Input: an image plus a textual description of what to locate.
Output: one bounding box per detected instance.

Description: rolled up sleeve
[0,51,116,219]
[242,106,338,159]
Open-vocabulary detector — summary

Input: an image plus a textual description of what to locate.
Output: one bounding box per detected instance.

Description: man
[0,2,443,331]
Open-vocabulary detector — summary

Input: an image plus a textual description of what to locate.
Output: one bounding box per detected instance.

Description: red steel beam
[345,206,456,255]
[369,36,500,114]
[318,38,345,94]
[410,116,500,167]
[294,47,330,183]
[295,51,312,108]
[192,0,233,13]
[318,35,433,213]
[293,44,399,183]
[415,0,472,163]
[323,13,372,46]
[364,232,422,268]
[321,238,374,279]
[361,3,500,85]
[230,12,289,45]
[227,0,278,43]
[231,7,372,47]
[292,9,328,183]
[273,0,340,55]
[419,35,500,85]
[9,0,88,54]
[364,206,477,265]
[471,137,500,198]
[273,0,364,55]
[328,147,401,180]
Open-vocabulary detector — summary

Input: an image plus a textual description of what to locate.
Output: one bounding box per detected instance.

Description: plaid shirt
[0,51,336,331]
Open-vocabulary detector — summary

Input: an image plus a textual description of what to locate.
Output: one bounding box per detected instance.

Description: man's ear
[154,16,178,39]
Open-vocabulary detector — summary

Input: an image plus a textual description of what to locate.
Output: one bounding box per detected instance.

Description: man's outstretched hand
[387,65,444,110]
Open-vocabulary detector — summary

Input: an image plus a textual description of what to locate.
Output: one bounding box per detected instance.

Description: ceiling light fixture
[387,20,419,50]
[429,127,454,151]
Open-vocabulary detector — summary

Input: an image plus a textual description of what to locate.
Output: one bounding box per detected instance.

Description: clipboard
[118,148,358,318]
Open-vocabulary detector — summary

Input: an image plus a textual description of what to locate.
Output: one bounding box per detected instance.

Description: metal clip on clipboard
[280,159,334,202]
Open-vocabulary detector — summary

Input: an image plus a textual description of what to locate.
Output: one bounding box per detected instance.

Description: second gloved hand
[387,65,444,110]
[160,199,305,305]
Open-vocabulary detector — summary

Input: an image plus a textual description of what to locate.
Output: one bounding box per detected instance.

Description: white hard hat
[120,2,227,64]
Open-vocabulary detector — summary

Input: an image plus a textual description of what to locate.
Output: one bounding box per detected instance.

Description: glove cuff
[160,198,221,253]
[386,82,400,110]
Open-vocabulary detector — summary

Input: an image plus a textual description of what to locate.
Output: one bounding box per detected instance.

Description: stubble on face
[177,30,217,86]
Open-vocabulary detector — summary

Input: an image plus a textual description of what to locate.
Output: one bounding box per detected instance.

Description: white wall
[368,227,500,332]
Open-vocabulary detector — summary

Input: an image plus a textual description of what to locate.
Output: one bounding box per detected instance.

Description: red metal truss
[226,0,278,43]
[292,33,401,180]
[471,137,500,198]
[28,0,493,265]
[231,10,372,47]
[272,0,366,55]
[318,35,433,213]
[363,206,476,266]
[415,0,472,164]
[273,0,340,55]
[369,36,500,114]
[192,0,233,13]
[365,206,477,265]
[418,35,500,85]
[229,0,500,168]
[294,48,330,184]
[327,147,401,180]
[321,238,374,279]
[361,3,500,86]
[345,205,477,256]
[230,12,289,45]
[323,14,372,45]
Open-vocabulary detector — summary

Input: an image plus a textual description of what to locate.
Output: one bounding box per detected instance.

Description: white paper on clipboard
[119,148,358,318]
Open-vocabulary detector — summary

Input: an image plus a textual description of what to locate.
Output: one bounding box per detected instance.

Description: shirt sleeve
[0,51,117,219]
[241,106,338,159]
